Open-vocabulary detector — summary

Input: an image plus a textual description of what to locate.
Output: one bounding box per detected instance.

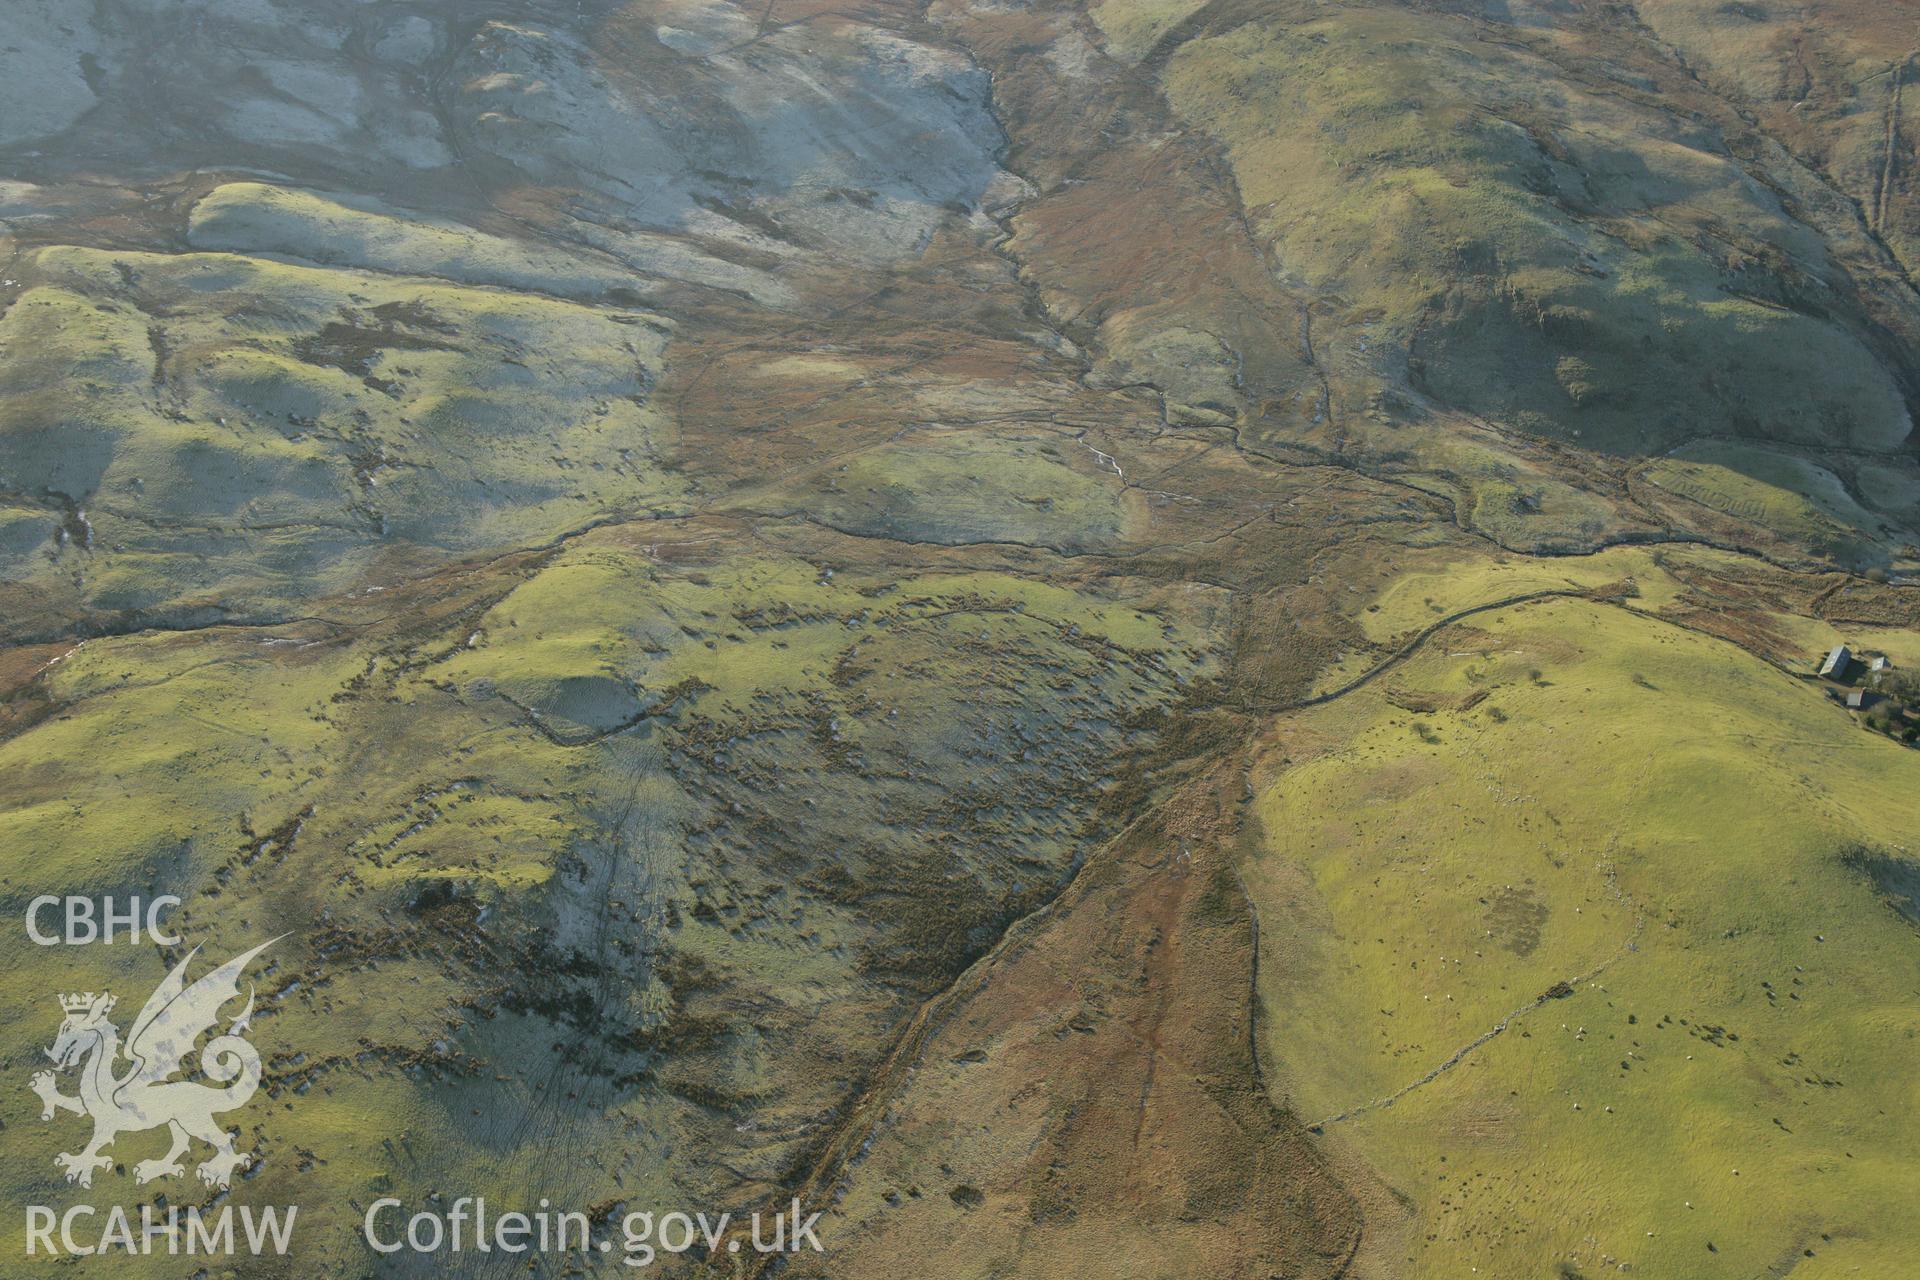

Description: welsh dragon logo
[29,939,277,1190]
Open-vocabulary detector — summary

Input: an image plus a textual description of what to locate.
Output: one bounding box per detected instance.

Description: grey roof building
[1819,644,1852,679]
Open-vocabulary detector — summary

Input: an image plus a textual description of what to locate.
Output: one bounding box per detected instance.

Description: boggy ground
[0,0,1918,1276]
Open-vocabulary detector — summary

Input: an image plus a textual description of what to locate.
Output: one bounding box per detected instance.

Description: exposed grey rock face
[0,3,104,150]
[0,0,1010,268]
[3,0,460,178]
[448,11,1009,259]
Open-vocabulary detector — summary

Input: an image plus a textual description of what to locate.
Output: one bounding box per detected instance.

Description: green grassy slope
[0,246,684,623]
[1254,595,1920,1277]
[0,523,1220,1273]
